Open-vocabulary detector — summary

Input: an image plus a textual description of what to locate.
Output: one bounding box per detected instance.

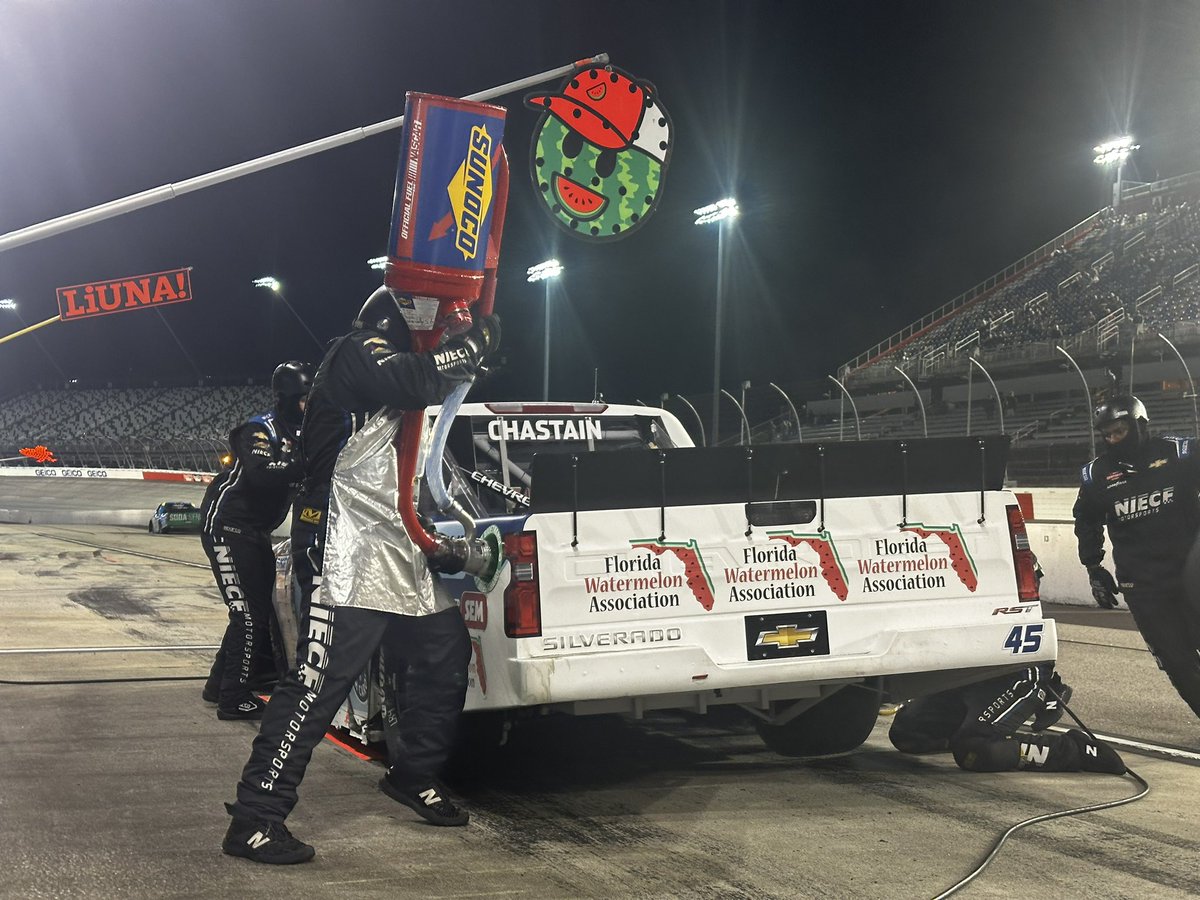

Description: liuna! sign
[56,267,192,321]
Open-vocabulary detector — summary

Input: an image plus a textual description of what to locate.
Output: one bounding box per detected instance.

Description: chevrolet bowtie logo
[756,624,820,649]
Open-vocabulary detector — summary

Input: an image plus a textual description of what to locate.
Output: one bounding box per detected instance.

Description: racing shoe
[217,696,265,721]
[222,812,315,865]
[1030,673,1073,731]
[1065,729,1127,774]
[379,773,469,826]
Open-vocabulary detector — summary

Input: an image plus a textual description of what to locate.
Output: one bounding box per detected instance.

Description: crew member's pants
[1124,584,1200,720]
[229,599,471,823]
[201,525,280,707]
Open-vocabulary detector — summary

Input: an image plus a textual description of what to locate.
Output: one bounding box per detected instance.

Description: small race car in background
[148,501,202,534]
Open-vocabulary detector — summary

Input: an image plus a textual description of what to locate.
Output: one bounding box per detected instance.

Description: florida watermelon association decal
[525,64,672,241]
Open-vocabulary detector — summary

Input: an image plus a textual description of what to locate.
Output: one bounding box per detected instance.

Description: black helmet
[1093,394,1148,431]
[1094,393,1149,457]
[353,286,412,349]
[272,360,312,427]
[272,360,312,398]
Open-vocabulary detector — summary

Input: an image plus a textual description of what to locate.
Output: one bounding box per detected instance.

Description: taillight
[1006,504,1040,602]
[503,530,541,637]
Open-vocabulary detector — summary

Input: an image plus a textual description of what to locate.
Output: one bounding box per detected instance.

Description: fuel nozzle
[426,525,504,592]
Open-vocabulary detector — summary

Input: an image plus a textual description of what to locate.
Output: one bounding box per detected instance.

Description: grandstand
[0,380,271,471]
[740,172,1200,484]
[5,174,1200,485]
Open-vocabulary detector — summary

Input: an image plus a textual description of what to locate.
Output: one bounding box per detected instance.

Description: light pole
[664,393,706,447]
[740,380,751,444]
[768,382,802,442]
[1055,345,1095,458]
[252,276,325,354]
[1158,332,1199,436]
[526,259,563,401]
[0,298,67,378]
[827,375,861,441]
[721,389,752,447]
[894,365,927,437]
[968,357,1004,435]
[694,198,739,445]
[1093,136,1139,211]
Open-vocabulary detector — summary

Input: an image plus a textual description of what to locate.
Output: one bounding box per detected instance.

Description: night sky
[2,1,1199,409]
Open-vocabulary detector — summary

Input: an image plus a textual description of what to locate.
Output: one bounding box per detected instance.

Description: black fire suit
[1073,434,1200,717]
[201,411,301,709]
[229,327,474,824]
[890,666,1124,773]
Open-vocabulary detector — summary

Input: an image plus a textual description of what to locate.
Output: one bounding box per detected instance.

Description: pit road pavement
[0,506,1198,898]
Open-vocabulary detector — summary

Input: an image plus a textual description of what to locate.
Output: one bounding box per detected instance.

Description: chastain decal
[629,538,716,611]
[902,524,978,592]
[766,530,849,601]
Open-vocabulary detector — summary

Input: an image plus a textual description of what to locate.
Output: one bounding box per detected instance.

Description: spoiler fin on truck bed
[530,436,1010,513]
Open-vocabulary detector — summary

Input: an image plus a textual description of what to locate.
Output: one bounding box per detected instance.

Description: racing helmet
[1093,393,1149,451]
[353,285,412,349]
[271,360,313,427]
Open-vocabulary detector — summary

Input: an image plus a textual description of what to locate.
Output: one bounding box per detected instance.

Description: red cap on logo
[526,67,647,150]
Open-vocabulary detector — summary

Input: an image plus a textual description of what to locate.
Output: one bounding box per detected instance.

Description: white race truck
[320,401,1052,757]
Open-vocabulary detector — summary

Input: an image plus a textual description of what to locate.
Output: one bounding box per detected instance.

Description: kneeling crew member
[890,665,1125,774]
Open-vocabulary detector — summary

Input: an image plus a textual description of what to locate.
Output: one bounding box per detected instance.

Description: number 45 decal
[1004,623,1043,654]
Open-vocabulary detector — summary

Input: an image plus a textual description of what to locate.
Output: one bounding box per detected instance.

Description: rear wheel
[754,680,883,757]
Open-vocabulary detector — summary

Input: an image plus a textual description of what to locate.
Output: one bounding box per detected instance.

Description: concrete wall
[1023,486,1112,607]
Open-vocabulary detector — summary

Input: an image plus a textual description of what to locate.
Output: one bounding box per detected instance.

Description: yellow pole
[0,315,61,346]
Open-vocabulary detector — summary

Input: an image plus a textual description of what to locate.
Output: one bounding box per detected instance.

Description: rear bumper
[465,618,1058,714]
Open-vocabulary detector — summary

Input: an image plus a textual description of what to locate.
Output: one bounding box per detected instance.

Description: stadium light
[367,256,389,271]
[252,276,323,353]
[695,197,739,443]
[1093,135,1139,210]
[527,259,563,401]
[0,298,16,311]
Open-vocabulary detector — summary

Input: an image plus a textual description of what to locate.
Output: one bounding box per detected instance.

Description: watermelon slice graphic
[630,538,715,611]
[767,530,850,601]
[552,173,609,220]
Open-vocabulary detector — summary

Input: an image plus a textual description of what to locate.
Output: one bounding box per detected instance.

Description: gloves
[1087,566,1120,609]
[431,314,501,381]
[464,313,501,363]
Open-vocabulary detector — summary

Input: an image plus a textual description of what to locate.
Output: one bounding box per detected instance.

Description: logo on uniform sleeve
[1149,458,1167,468]
[299,507,323,525]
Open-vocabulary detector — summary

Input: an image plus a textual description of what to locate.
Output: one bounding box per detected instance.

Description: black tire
[148,520,154,533]
[755,680,883,757]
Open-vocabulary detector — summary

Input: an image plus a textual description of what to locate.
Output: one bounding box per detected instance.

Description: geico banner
[56,267,193,321]
[0,468,212,482]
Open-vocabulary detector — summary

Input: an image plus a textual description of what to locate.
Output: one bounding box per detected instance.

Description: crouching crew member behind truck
[1073,394,1200,719]
[201,361,312,720]
[890,664,1125,773]
[221,287,500,865]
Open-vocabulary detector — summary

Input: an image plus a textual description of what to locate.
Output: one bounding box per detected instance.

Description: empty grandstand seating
[0,384,271,470]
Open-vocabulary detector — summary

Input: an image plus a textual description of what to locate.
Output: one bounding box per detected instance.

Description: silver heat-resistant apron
[320,410,454,616]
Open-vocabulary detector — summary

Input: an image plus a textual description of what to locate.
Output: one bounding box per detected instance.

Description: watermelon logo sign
[56,267,193,322]
[525,64,672,241]
[629,538,715,610]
